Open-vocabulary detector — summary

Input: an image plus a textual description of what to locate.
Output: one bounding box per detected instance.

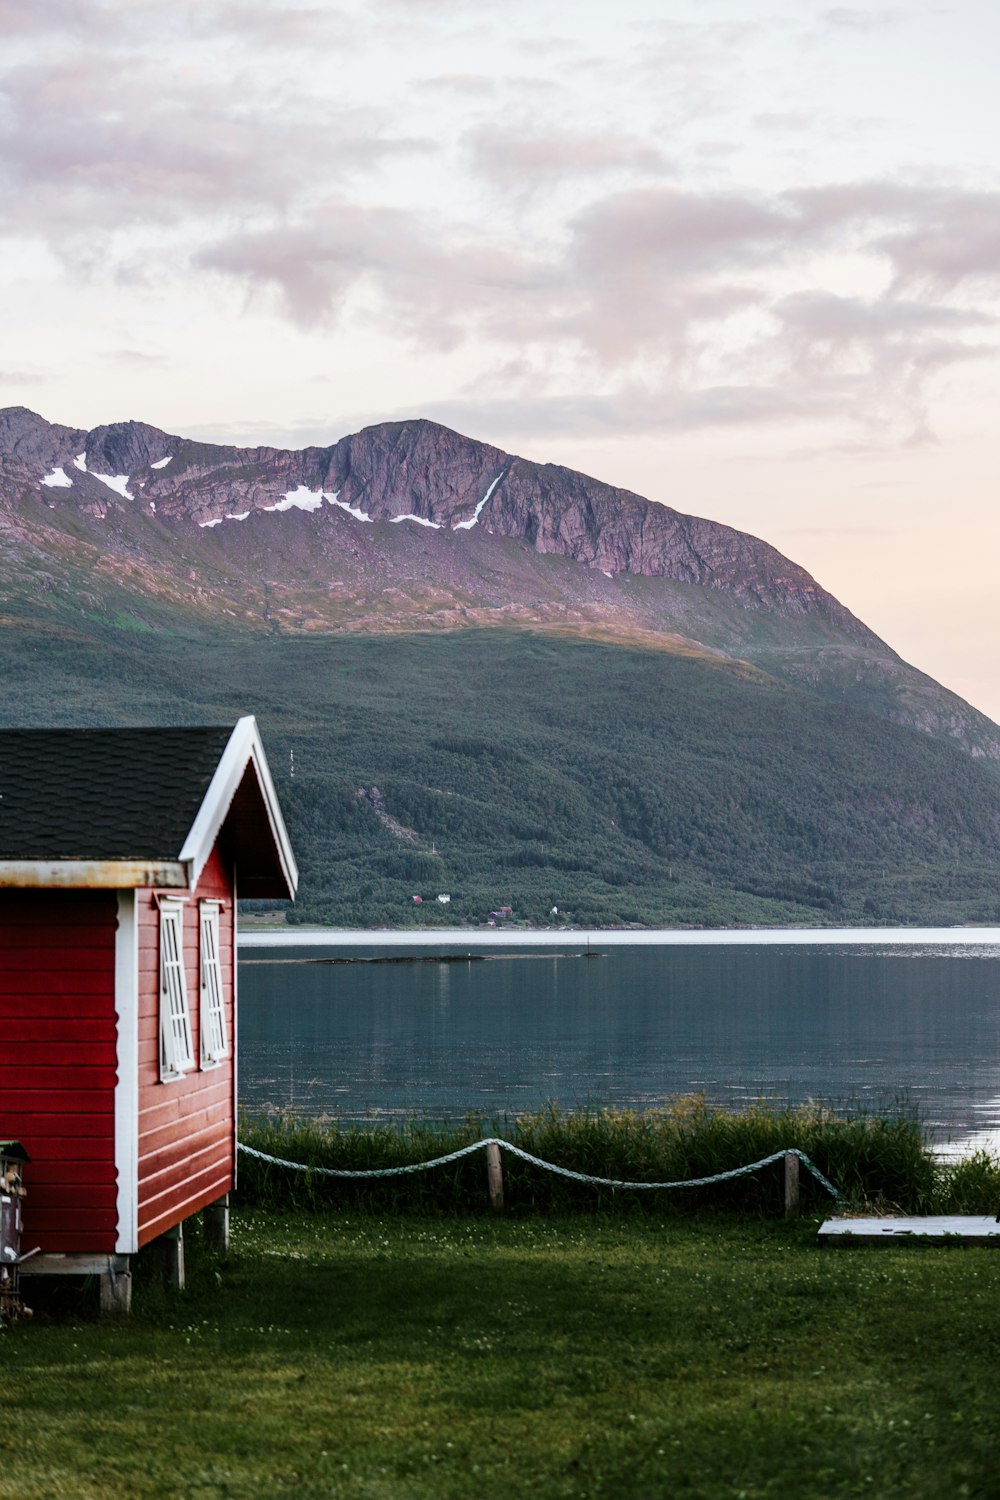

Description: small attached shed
[0,716,297,1310]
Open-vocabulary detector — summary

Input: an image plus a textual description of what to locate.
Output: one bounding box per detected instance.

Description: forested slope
[2,618,997,927]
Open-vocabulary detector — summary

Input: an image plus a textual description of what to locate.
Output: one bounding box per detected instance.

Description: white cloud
[0,0,103,37]
[184,169,1000,452]
[0,38,429,250]
[414,384,825,444]
[467,126,671,196]
[820,7,900,32]
[4,2,997,446]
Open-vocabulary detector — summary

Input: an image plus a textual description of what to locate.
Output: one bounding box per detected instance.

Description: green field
[6,1208,1000,1500]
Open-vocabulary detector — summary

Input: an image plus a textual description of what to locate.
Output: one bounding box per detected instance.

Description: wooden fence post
[485,1141,504,1211]
[784,1152,800,1219]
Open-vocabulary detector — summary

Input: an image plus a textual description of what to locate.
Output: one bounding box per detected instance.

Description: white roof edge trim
[0,859,186,890]
[178,715,299,897]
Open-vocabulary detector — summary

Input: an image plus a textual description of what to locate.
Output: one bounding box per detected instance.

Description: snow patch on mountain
[453,471,504,530]
[328,495,373,522]
[41,467,72,488]
[150,455,172,469]
[93,473,134,500]
[73,453,87,472]
[262,485,327,514]
[391,513,441,528]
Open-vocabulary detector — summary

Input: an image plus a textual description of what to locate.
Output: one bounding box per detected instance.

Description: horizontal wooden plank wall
[0,891,118,1253]
[135,846,235,1248]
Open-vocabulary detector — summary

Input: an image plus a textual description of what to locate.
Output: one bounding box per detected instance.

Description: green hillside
[1,614,998,927]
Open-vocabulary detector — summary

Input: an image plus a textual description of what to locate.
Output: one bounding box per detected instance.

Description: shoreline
[238,924,1000,949]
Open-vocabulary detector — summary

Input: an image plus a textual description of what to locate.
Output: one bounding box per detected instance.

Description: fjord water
[238,931,1000,1155]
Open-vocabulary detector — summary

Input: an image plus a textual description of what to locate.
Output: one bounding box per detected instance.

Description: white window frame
[199,901,229,1068]
[159,898,194,1081]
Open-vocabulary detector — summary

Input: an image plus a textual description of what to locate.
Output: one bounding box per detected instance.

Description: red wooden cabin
[0,717,297,1310]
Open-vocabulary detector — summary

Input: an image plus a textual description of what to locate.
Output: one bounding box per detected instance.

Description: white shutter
[159,900,194,1080]
[199,902,228,1066]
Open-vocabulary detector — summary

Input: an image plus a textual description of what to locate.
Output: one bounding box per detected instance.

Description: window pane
[200,904,228,1064]
[160,904,194,1078]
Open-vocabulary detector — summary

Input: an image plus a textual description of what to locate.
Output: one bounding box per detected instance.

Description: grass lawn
[3,1210,1000,1499]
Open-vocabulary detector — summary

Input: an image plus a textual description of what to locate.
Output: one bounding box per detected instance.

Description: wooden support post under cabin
[162,1221,185,1292]
[485,1141,504,1211]
[99,1257,132,1317]
[203,1192,230,1254]
[784,1151,800,1219]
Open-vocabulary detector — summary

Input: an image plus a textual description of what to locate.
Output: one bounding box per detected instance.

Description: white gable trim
[178,715,298,897]
[114,891,139,1254]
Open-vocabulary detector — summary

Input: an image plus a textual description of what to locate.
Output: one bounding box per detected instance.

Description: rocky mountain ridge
[0,406,873,634]
[2,405,998,764]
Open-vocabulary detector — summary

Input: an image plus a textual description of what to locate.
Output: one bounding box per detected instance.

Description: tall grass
[934,1150,1000,1214]
[236,1096,942,1216]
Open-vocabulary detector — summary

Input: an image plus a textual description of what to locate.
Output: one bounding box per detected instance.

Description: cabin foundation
[21,1253,134,1316]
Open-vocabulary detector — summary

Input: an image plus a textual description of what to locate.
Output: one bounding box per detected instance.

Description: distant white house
[437,893,451,904]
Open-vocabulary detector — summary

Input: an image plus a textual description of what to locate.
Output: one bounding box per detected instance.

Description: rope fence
[237,1138,840,1215]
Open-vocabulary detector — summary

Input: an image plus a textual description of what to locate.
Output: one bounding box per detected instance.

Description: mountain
[2,405,999,928]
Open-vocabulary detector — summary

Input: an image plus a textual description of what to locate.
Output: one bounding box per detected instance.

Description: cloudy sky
[2,0,998,719]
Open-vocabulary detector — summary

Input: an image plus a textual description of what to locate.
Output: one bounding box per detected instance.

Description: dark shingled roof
[0,726,236,859]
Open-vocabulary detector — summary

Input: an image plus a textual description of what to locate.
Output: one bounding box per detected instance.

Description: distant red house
[0,717,297,1310]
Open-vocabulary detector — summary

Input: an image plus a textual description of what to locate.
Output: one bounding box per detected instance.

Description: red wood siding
[0,892,118,1253]
[135,846,235,1248]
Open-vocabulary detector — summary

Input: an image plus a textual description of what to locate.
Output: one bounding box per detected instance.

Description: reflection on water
[936,1101,1000,1160]
[237,937,1000,1153]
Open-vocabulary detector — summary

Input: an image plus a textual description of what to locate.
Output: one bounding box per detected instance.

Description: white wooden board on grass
[819,1215,1000,1245]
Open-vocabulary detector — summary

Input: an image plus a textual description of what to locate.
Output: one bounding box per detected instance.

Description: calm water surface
[237,929,1000,1153]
